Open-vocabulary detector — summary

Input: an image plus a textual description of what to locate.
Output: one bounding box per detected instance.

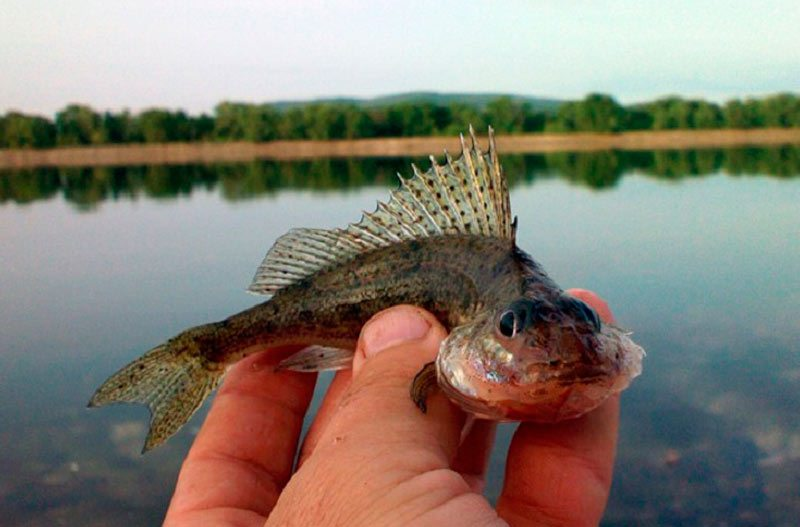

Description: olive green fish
[89,128,644,452]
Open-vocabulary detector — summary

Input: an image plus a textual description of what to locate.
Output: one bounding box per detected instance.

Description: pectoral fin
[410,361,438,413]
[277,345,355,372]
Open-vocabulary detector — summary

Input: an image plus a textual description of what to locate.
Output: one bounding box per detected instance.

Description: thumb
[321,305,466,466]
[268,307,492,525]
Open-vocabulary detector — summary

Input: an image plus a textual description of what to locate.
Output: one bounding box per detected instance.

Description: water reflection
[601,330,799,526]
[1,146,799,210]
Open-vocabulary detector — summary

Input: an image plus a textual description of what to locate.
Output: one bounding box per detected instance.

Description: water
[1,148,799,526]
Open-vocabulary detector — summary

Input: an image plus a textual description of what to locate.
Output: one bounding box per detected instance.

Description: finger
[300,304,467,467]
[164,347,316,524]
[266,306,482,526]
[296,368,353,468]
[497,289,620,526]
[497,396,619,526]
[311,305,465,470]
[451,419,498,493]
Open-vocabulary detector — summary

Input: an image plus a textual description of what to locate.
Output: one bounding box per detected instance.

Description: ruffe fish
[89,128,645,452]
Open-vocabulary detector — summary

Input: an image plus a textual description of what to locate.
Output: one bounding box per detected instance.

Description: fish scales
[90,127,644,452]
[203,235,522,363]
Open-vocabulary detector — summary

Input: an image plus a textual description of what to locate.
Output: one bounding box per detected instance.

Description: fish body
[90,128,644,452]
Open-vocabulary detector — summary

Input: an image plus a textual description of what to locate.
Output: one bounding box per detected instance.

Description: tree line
[1,93,799,149]
[3,146,798,208]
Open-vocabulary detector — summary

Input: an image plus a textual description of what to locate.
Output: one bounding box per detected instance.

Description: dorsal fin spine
[460,132,489,234]
[400,176,443,234]
[468,125,479,149]
[364,213,403,242]
[389,193,429,236]
[470,145,492,235]
[427,158,457,230]
[417,159,454,230]
[488,126,512,238]
[441,152,470,232]
[377,201,417,237]
[347,223,385,246]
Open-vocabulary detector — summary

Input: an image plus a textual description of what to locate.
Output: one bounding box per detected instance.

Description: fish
[89,127,645,452]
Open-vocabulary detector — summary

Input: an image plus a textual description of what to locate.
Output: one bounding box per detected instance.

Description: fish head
[436,293,644,422]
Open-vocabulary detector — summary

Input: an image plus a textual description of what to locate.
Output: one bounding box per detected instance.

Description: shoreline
[1,128,799,170]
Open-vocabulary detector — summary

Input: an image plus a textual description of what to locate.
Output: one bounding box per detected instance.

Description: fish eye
[498,310,519,338]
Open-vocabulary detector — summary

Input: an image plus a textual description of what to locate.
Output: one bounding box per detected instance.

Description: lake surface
[1,147,799,526]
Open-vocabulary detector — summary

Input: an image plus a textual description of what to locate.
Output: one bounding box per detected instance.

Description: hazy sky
[2,1,798,115]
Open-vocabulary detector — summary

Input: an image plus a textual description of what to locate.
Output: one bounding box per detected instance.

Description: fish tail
[88,329,224,452]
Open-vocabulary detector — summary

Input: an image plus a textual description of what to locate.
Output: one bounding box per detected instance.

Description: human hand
[164,289,618,526]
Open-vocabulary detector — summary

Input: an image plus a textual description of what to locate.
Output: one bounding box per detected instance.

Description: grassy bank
[1,128,799,169]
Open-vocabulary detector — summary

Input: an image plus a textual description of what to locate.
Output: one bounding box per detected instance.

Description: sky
[1,0,798,116]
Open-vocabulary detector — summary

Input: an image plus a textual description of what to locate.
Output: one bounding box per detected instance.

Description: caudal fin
[89,340,223,452]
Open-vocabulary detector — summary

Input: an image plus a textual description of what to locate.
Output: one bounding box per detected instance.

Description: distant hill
[270,91,564,113]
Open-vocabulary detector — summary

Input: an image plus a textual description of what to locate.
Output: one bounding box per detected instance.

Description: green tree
[383,103,437,137]
[341,105,374,139]
[276,108,308,139]
[55,104,104,145]
[484,97,525,133]
[214,102,244,140]
[645,97,699,129]
[759,93,800,127]
[644,97,679,129]
[723,99,763,128]
[623,106,653,130]
[693,101,723,129]
[302,104,346,140]
[214,102,279,141]
[0,112,56,147]
[521,105,547,132]
[545,103,577,132]
[189,114,215,141]
[102,111,138,143]
[574,94,625,132]
[668,99,694,129]
[138,109,176,142]
[445,103,486,134]
[430,104,453,134]
[547,94,625,132]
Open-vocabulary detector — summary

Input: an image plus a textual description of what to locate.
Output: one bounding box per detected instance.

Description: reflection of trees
[725,146,800,178]
[61,167,108,209]
[544,151,623,188]
[1,146,798,209]
[652,150,706,178]
[0,168,60,204]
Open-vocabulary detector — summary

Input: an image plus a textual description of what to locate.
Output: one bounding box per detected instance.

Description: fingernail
[360,307,432,358]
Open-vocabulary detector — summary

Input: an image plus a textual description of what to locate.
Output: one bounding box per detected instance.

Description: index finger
[164,347,316,526]
[497,289,620,526]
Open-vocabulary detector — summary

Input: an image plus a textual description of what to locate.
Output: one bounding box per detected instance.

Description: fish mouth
[436,323,644,422]
[436,355,616,422]
[435,360,507,419]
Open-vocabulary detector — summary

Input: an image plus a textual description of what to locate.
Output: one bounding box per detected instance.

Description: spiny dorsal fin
[249,127,512,296]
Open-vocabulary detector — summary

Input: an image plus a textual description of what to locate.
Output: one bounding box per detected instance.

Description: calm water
[1,148,799,526]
